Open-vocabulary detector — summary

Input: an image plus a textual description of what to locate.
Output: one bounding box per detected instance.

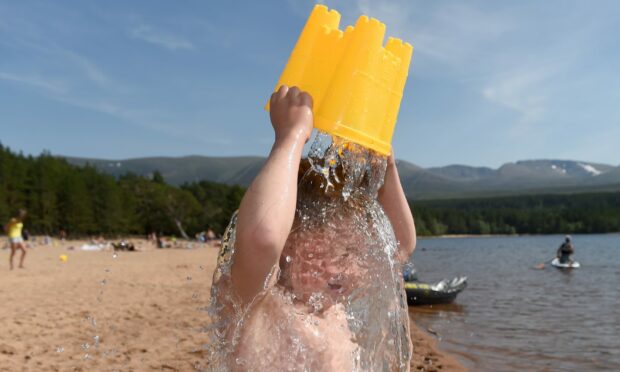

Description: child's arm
[4,219,14,234]
[231,86,313,303]
[378,152,417,264]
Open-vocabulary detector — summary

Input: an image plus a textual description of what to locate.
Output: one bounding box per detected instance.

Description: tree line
[412,192,620,236]
[3,144,619,238]
[0,144,243,238]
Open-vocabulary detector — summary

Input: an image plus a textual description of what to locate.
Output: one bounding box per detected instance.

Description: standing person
[4,209,28,270]
[205,228,216,242]
[58,229,67,241]
[557,235,575,264]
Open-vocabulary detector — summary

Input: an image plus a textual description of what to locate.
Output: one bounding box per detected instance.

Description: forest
[0,144,243,238]
[2,144,619,237]
[412,192,620,235]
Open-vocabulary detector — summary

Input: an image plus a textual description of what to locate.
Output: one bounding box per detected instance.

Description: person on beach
[208,86,416,370]
[156,233,169,249]
[4,209,28,270]
[206,228,217,242]
[557,235,575,264]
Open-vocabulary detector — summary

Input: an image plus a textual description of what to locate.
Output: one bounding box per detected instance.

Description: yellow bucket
[268,4,413,155]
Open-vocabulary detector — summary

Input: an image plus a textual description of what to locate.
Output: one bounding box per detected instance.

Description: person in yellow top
[4,209,28,270]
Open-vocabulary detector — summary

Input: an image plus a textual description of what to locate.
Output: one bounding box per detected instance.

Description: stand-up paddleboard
[551,257,580,269]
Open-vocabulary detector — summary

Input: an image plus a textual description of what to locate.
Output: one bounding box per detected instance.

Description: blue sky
[1,0,619,168]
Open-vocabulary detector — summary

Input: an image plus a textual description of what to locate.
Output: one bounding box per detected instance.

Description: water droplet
[308,292,324,312]
[206,132,408,369]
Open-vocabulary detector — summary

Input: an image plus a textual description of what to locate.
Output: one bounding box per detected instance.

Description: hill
[63,156,620,200]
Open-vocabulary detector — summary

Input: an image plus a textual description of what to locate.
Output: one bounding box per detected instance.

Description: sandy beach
[0,239,466,371]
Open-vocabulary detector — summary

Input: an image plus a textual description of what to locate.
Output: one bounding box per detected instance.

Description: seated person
[557,235,575,264]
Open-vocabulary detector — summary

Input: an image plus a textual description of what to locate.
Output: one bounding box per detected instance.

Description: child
[4,209,28,270]
[208,86,416,371]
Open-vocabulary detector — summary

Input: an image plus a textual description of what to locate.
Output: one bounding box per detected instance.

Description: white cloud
[482,70,550,124]
[50,94,230,146]
[319,0,512,68]
[411,4,513,67]
[68,52,110,86]
[0,71,67,94]
[0,69,227,146]
[130,24,195,51]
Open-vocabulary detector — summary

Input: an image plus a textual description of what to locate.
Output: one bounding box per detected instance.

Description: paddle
[534,257,556,270]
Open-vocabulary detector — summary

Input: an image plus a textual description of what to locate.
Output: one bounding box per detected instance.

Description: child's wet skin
[280,218,368,310]
[235,287,357,372]
[231,191,409,371]
[208,138,412,370]
[208,84,414,370]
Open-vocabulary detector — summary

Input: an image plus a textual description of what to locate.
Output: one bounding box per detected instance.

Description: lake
[408,234,620,371]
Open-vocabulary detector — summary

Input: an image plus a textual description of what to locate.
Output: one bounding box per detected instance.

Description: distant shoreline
[423,232,620,239]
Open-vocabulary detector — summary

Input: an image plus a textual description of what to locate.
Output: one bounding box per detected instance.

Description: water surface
[409,234,620,371]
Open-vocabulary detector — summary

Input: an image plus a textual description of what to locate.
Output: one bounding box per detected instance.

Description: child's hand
[269,85,313,144]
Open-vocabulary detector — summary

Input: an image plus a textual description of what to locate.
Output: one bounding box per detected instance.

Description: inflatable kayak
[404,277,467,306]
[551,257,580,269]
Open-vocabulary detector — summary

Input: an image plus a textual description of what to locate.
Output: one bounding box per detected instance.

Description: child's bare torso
[209,202,411,371]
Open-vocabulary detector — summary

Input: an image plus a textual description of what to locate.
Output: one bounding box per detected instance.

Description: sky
[1,0,619,168]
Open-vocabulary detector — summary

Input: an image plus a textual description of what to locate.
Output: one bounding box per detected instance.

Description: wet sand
[0,239,466,371]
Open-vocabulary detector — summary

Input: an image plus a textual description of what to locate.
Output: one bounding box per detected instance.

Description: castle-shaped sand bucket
[268,4,413,156]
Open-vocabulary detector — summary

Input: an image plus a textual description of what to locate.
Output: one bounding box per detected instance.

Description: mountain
[63,156,620,200]
[425,164,495,182]
[593,165,620,185]
[64,156,266,186]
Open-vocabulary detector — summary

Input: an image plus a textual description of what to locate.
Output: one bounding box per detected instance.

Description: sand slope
[0,240,465,371]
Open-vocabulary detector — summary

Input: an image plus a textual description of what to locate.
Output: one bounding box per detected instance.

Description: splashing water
[207,132,411,371]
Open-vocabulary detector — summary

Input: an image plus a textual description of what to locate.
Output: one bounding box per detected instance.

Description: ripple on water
[411,234,620,371]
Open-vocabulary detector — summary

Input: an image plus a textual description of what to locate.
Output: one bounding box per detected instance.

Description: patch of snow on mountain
[550,164,566,174]
[578,163,602,176]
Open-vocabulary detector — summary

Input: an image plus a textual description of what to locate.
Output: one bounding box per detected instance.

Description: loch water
[409,234,620,371]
